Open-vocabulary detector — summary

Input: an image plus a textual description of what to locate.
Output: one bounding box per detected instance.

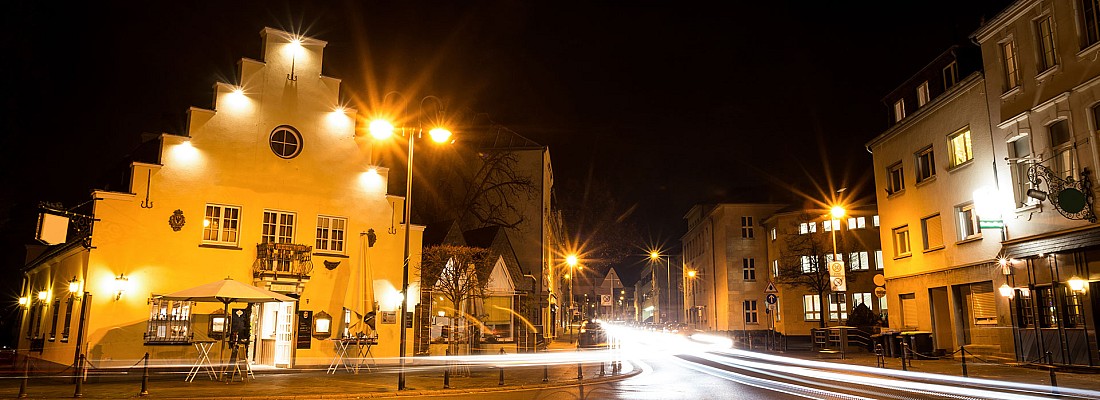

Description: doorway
[252,301,296,367]
[929,287,953,352]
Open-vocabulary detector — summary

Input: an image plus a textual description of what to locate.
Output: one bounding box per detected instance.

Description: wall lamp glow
[37,291,48,301]
[1068,276,1087,293]
[18,296,29,307]
[69,276,80,293]
[998,283,1014,299]
[114,274,129,300]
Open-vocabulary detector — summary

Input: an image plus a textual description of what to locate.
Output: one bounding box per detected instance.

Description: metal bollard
[18,356,29,398]
[140,352,150,396]
[443,348,451,389]
[900,342,909,372]
[1046,351,1058,391]
[577,362,582,380]
[599,361,605,377]
[874,344,884,368]
[960,347,968,378]
[74,354,84,398]
[543,364,549,382]
[498,348,505,386]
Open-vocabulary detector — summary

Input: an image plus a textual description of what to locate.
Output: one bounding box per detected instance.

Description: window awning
[1000,225,1100,259]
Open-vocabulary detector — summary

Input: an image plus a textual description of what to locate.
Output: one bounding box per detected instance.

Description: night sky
[2,1,1012,286]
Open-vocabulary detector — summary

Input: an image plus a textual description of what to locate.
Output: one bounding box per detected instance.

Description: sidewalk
[774,347,1100,392]
[0,339,636,399]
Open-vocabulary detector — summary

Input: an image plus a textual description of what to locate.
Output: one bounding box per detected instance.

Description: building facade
[19,28,420,368]
[681,203,785,333]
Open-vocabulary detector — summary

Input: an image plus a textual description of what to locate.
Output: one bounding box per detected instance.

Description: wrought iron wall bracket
[1027,164,1096,222]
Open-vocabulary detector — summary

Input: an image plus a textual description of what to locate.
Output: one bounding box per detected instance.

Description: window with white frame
[743,258,756,281]
[801,256,816,273]
[741,216,754,239]
[893,99,906,122]
[1002,40,1020,90]
[917,81,930,106]
[915,146,936,182]
[803,294,821,321]
[823,219,840,232]
[948,128,973,167]
[875,250,884,270]
[829,293,848,321]
[847,217,866,229]
[886,162,904,194]
[956,203,982,240]
[943,61,958,90]
[873,215,880,227]
[744,300,758,324]
[849,251,869,271]
[799,222,817,234]
[853,292,873,309]
[203,204,241,246]
[892,225,911,257]
[1048,120,1077,181]
[262,210,296,244]
[771,259,779,278]
[315,215,347,254]
[879,295,889,318]
[1010,137,1037,208]
[1036,16,1057,71]
[921,214,944,251]
[770,227,777,240]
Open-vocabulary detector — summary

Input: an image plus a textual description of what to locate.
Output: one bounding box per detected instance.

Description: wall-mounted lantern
[18,296,29,307]
[313,311,332,339]
[999,283,1015,299]
[37,290,48,302]
[68,276,80,294]
[1068,276,1087,293]
[113,274,129,300]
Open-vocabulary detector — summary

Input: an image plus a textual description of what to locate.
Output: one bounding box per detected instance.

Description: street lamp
[565,254,578,339]
[686,270,697,327]
[649,251,673,324]
[369,93,452,391]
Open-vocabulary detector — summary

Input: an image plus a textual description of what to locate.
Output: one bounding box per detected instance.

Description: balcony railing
[253,243,314,280]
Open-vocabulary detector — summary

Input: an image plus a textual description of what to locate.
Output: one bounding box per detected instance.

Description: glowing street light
[649,250,673,324]
[370,93,453,391]
[565,254,579,339]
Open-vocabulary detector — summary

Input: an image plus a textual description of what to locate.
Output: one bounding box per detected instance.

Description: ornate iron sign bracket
[1027,164,1096,222]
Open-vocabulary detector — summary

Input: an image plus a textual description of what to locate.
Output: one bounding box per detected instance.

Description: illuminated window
[803,295,821,321]
[1036,16,1057,71]
[875,250,884,270]
[848,251,869,271]
[823,219,840,232]
[892,225,911,257]
[915,146,936,183]
[770,227,776,241]
[829,293,847,321]
[956,203,981,240]
[203,204,240,246]
[1048,120,1077,181]
[948,128,973,167]
[847,217,866,229]
[771,259,779,278]
[799,222,817,234]
[263,210,297,272]
[873,215,880,227]
[315,215,347,254]
[269,125,303,159]
[893,99,906,122]
[852,292,873,309]
[1001,40,1020,90]
[801,256,816,273]
[886,162,904,195]
[144,299,193,344]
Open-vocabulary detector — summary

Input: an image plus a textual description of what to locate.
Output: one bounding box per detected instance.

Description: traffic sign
[830,276,847,291]
[874,286,887,298]
[828,261,845,277]
[764,282,778,293]
[766,293,778,305]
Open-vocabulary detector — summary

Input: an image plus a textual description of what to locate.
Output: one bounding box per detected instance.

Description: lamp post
[686,270,697,327]
[565,254,578,340]
[369,93,452,391]
[649,251,673,324]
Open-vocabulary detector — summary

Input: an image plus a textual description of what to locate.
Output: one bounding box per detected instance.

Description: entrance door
[274,301,295,367]
[929,287,953,351]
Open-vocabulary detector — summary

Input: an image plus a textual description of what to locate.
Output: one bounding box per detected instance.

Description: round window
[269,126,303,159]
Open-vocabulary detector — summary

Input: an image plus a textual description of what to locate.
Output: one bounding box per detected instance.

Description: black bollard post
[140,352,150,396]
[498,348,505,386]
[543,364,549,382]
[1046,351,1058,391]
[577,362,582,380]
[960,347,968,378]
[599,361,605,377]
[900,342,909,372]
[443,348,451,389]
[74,354,84,398]
[18,356,29,398]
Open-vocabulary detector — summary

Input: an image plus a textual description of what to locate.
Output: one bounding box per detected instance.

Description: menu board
[297,310,312,349]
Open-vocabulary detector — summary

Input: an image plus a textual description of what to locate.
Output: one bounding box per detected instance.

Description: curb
[154,362,642,400]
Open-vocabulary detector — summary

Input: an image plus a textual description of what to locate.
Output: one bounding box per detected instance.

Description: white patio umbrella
[156,277,296,362]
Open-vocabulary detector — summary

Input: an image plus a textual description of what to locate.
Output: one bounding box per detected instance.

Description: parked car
[0,346,15,367]
[578,321,608,348]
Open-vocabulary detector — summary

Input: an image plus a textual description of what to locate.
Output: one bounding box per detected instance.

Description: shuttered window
[921,214,943,250]
[969,282,997,325]
[900,293,918,329]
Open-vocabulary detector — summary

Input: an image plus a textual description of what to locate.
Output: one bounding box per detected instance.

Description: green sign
[979,219,1004,229]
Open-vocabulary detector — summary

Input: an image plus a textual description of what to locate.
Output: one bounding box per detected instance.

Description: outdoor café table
[186,340,218,382]
[349,337,378,373]
[327,338,354,374]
